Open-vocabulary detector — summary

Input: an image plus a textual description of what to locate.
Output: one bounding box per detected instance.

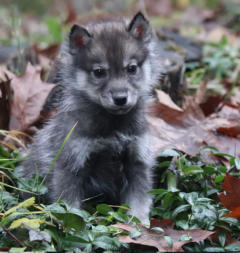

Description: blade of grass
[39,122,77,187]
[0,182,37,194]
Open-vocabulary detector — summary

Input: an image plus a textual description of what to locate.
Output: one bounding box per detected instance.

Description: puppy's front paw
[129,206,150,226]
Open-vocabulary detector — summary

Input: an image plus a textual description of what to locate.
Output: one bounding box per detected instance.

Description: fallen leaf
[156,89,183,111]
[5,64,55,130]
[200,95,223,116]
[217,123,240,138]
[33,44,60,60]
[151,91,204,126]
[64,2,77,25]
[114,219,214,252]
[148,90,240,157]
[218,173,240,218]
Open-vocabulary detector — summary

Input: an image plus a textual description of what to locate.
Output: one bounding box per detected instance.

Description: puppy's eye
[93,68,107,78]
[127,64,137,74]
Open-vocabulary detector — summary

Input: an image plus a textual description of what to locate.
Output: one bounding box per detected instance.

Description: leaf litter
[0,63,55,131]
[114,219,215,252]
[148,89,240,157]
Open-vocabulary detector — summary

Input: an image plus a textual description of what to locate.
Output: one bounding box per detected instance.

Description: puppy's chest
[85,133,136,172]
[77,134,138,204]
[95,133,135,154]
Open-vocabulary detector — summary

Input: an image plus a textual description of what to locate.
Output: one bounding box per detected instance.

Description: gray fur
[21,13,162,224]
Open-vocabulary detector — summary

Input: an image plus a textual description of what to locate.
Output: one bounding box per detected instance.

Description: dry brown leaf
[114,219,214,252]
[148,90,240,157]
[217,123,240,138]
[156,90,183,111]
[218,173,240,218]
[33,44,60,60]
[64,2,77,25]
[200,95,223,116]
[7,64,55,130]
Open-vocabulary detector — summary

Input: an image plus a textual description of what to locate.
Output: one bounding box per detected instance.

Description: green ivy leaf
[218,231,226,248]
[164,236,173,248]
[9,247,26,252]
[96,204,114,215]
[234,157,240,170]
[93,236,121,251]
[53,213,85,231]
[179,233,192,241]
[172,204,191,219]
[225,242,240,251]
[159,149,181,157]
[130,228,141,238]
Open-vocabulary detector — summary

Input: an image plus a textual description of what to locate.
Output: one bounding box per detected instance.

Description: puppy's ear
[69,24,92,53]
[128,12,152,43]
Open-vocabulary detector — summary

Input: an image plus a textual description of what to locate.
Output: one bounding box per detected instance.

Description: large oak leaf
[7,64,55,131]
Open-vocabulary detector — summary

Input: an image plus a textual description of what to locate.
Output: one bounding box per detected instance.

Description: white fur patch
[76,70,88,90]
[142,59,152,88]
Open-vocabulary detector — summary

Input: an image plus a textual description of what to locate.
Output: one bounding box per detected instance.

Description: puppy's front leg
[49,136,95,207]
[122,135,154,225]
[123,162,153,225]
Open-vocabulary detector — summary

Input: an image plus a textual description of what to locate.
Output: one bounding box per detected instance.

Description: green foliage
[189,0,223,10]
[1,144,240,252]
[203,37,239,80]
[151,148,240,251]
[0,7,66,47]
[44,17,63,43]
[186,36,240,98]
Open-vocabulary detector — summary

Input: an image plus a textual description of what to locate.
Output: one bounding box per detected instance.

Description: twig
[2,225,25,247]
[109,205,130,211]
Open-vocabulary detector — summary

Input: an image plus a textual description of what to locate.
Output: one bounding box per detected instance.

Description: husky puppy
[22,12,161,224]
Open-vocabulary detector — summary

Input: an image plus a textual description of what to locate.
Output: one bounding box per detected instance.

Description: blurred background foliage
[0,0,239,47]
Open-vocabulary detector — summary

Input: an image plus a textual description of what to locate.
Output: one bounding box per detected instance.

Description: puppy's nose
[112,92,128,106]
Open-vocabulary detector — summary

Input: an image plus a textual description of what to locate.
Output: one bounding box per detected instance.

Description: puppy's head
[66,12,157,114]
